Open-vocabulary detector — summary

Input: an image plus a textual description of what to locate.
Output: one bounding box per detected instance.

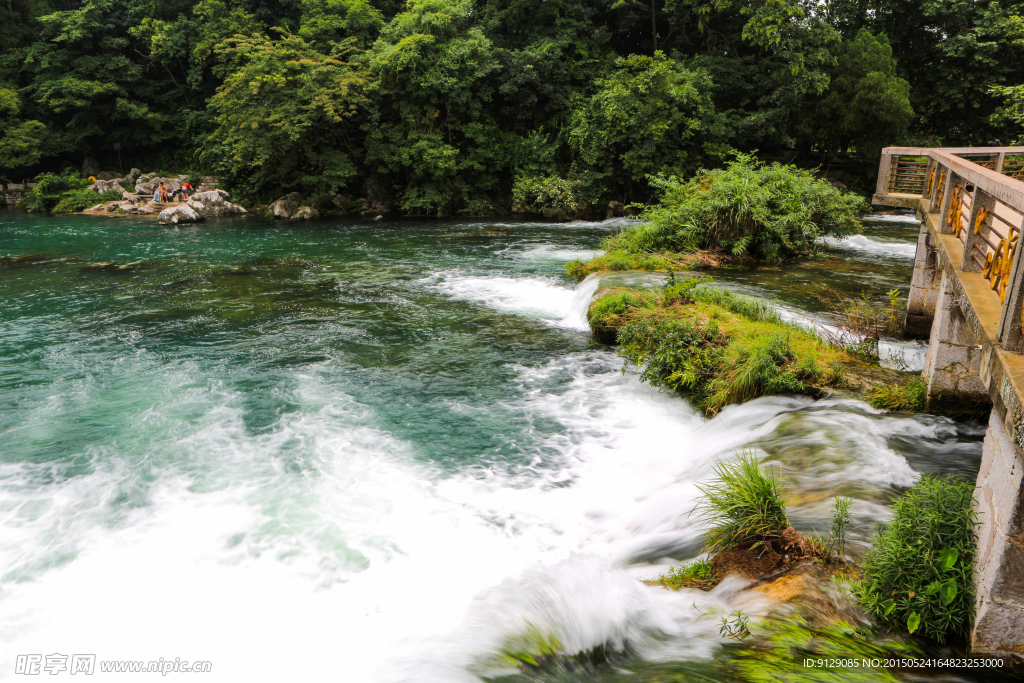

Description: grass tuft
[652,557,715,590]
[692,452,790,554]
[868,378,927,412]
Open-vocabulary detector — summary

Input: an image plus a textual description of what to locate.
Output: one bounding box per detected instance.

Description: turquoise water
[0,209,983,681]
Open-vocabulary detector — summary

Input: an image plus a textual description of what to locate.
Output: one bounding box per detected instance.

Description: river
[0,209,984,681]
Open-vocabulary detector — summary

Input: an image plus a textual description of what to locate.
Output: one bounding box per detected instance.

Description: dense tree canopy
[1,0,1022,211]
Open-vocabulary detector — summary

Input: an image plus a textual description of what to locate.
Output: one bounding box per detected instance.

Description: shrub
[692,452,790,553]
[512,174,597,213]
[19,170,122,214]
[855,475,978,643]
[605,153,866,263]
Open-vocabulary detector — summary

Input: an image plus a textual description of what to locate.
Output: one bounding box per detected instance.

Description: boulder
[89,178,125,193]
[135,175,187,196]
[82,157,102,179]
[606,201,626,219]
[158,203,203,225]
[95,171,120,181]
[188,189,247,217]
[359,198,391,217]
[271,199,294,219]
[541,206,571,222]
[269,192,304,219]
[291,206,319,220]
[125,168,142,185]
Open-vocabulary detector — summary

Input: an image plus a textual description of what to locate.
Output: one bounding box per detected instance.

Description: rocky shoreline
[80,169,246,224]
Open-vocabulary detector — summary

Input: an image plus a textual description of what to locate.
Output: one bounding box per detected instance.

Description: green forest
[3,0,1024,214]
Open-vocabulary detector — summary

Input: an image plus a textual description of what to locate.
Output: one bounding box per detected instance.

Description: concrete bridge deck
[874,146,1024,659]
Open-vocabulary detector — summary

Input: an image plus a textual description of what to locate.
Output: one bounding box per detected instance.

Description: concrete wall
[906,221,942,337]
[973,410,1024,660]
[922,269,989,402]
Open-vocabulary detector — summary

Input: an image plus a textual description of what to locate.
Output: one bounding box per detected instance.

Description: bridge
[875,146,1024,659]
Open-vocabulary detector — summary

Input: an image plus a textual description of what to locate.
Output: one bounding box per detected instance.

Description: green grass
[566,250,695,280]
[602,280,848,414]
[868,378,927,412]
[855,475,978,643]
[652,557,716,590]
[693,452,790,553]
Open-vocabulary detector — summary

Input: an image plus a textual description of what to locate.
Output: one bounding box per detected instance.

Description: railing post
[927,159,946,213]
[938,173,963,234]
[876,151,894,196]
[962,189,996,272]
[996,152,1006,173]
[997,234,1024,351]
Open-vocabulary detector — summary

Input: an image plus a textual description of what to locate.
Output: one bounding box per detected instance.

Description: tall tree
[206,32,369,198]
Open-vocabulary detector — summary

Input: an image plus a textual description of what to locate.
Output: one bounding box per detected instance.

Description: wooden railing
[876,146,1024,351]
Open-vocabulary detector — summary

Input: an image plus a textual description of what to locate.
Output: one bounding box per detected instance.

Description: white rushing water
[0,247,962,682]
[818,234,918,260]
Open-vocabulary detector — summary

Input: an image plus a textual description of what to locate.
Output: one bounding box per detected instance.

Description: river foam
[818,234,918,259]
[0,217,978,682]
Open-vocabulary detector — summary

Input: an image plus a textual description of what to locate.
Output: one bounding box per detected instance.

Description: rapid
[0,209,983,681]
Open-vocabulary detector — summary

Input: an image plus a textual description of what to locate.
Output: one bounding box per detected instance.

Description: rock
[373,214,384,221]
[291,205,319,220]
[95,171,120,181]
[188,189,246,217]
[541,206,571,221]
[607,201,626,219]
[89,178,128,193]
[82,157,102,179]
[271,199,293,219]
[269,192,304,219]
[129,205,154,215]
[135,175,187,196]
[125,168,142,185]
[359,199,391,217]
[122,191,137,201]
[158,204,203,225]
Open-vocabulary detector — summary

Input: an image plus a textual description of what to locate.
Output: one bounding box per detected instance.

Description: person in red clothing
[180,181,193,200]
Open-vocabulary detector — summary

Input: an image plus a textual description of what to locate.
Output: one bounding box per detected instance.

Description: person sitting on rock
[156,182,169,203]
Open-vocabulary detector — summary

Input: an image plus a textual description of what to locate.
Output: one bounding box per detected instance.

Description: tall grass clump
[868,378,927,412]
[693,452,790,553]
[19,170,122,214]
[855,475,978,643]
[607,153,866,263]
